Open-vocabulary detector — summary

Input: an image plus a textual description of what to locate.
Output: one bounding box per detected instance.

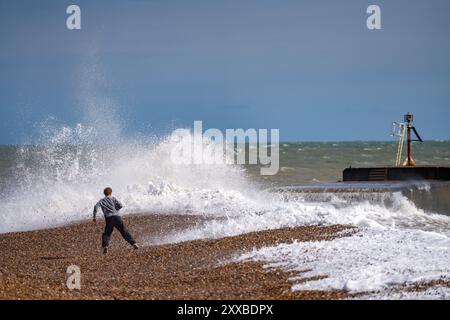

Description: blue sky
[1,0,449,143]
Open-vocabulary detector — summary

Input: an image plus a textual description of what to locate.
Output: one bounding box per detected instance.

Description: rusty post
[407,125,412,166]
[404,112,414,166]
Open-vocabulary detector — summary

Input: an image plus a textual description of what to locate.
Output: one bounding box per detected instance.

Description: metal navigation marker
[391,113,423,167]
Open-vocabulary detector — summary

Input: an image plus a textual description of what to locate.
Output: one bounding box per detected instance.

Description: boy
[93,187,139,254]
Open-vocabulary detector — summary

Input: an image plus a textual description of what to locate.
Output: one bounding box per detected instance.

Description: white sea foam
[159,191,450,244]
[236,228,450,298]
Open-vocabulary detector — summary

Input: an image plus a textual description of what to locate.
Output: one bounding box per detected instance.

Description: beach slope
[0,214,354,300]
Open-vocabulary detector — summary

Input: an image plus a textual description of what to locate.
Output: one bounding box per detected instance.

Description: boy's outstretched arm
[93,201,101,223]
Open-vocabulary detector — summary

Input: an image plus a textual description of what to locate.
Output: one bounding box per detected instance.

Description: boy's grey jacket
[93,196,123,218]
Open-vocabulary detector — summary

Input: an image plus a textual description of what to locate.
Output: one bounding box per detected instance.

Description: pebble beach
[0,214,357,300]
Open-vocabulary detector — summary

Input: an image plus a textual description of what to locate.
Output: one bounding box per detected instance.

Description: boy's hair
[104,187,113,196]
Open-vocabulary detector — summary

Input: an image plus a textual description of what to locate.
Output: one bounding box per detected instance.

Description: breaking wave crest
[1,121,450,238]
[0,122,249,232]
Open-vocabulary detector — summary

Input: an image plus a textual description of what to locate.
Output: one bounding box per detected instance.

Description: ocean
[1,124,450,298]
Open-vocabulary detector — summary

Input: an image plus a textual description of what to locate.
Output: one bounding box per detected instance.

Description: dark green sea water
[246,141,450,185]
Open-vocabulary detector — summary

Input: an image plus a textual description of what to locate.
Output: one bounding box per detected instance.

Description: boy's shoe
[103,247,108,254]
[133,243,140,250]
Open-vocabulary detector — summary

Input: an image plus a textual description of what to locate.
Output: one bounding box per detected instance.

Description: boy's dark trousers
[102,215,136,248]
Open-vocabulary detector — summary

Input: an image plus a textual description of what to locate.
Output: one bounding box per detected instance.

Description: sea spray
[0,121,251,233]
[1,121,450,237]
